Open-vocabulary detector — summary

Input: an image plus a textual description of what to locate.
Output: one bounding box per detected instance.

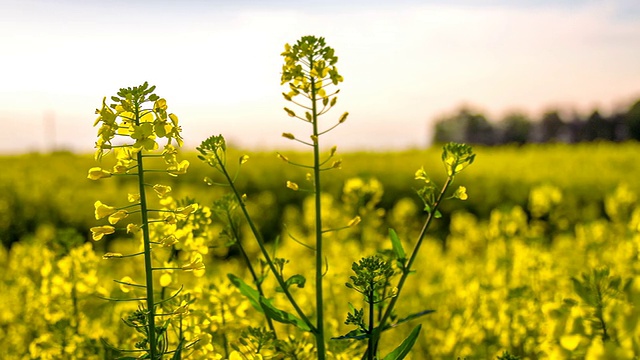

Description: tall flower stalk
[89,82,198,359]
[279,35,347,359]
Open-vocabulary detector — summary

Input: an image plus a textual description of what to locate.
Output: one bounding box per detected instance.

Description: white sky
[1,0,639,153]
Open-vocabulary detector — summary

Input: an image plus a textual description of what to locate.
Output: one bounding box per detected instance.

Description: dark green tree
[433,107,496,145]
[498,112,532,144]
[625,99,640,141]
[538,111,566,142]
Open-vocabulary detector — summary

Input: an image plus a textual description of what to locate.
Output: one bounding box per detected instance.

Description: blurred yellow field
[1,140,640,359]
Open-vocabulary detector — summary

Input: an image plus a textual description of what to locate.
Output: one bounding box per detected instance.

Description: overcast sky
[1,0,639,153]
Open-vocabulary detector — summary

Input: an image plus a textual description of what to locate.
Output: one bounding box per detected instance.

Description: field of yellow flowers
[1,142,640,359]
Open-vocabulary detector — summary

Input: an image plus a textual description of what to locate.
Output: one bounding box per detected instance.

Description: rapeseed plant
[89,82,199,359]
[195,35,478,360]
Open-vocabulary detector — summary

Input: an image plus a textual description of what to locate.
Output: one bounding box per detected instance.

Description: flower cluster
[87,83,199,358]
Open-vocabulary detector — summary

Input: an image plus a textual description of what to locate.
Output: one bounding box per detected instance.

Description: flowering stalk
[197,136,315,334]
[89,82,196,359]
[365,143,475,358]
[280,36,347,359]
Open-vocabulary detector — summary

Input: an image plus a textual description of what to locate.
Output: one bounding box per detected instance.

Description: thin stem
[367,290,375,360]
[310,66,327,360]
[213,150,316,333]
[227,210,278,336]
[287,98,313,110]
[135,101,158,360]
[368,176,454,357]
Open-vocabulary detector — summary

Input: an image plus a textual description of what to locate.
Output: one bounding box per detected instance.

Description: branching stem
[368,176,454,357]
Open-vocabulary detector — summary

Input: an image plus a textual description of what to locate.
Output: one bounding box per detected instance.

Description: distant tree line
[432,98,640,145]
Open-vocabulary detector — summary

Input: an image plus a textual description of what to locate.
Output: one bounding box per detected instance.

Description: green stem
[227,210,278,336]
[368,176,454,357]
[310,68,327,360]
[367,289,375,360]
[214,151,316,333]
[135,101,158,360]
[221,302,230,358]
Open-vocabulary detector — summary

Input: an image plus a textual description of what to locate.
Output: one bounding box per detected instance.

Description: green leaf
[385,310,435,331]
[258,297,311,331]
[276,274,306,292]
[332,329,369,340]
[388,228,406,263]
[171,339,184,360]
[227,273,264,313]
[382,324,422,360]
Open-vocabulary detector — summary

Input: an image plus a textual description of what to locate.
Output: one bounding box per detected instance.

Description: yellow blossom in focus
[94,201,116,219]
[176,203,198,217]
[90,226,115,241]
[414,167,429,182]
[164,214,176,224]
[108,210,129,225]
[153,184,172,198]
[160,235,178,247]
[453,186,468,200]
[163,144,178,165]
[155,98,167,111]
[87,167,111,180]
[348,216,361,227]
[286,181,299,191]
[168,160,189,176]
[126,223,140,234]
[112,162,129,174]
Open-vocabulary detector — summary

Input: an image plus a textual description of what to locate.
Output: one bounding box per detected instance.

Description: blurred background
[3,2,640,358]
[1,0,639,153]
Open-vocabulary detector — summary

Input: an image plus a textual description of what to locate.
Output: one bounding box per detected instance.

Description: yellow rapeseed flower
[182,253,205,271]
[87,167,112,180]
[90,226,115,241]
[108,210,129,225]
[126,223,141,234]
[153,184,172,198]
[453,186,468,200]
[160,235,178,247]
[176,203,198,217]
[167,159,190,176]
[94,201,116,220]
[164,214,177,224]
[286,181,299,191]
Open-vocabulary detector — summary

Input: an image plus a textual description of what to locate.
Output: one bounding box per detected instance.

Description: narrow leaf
[227,274,263,313]
[171,339,184,360]
[388,228,406,262]
[332,329,369,341]
[259,297,310,331]
[382,324,422,360]
[387,310,435,329]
